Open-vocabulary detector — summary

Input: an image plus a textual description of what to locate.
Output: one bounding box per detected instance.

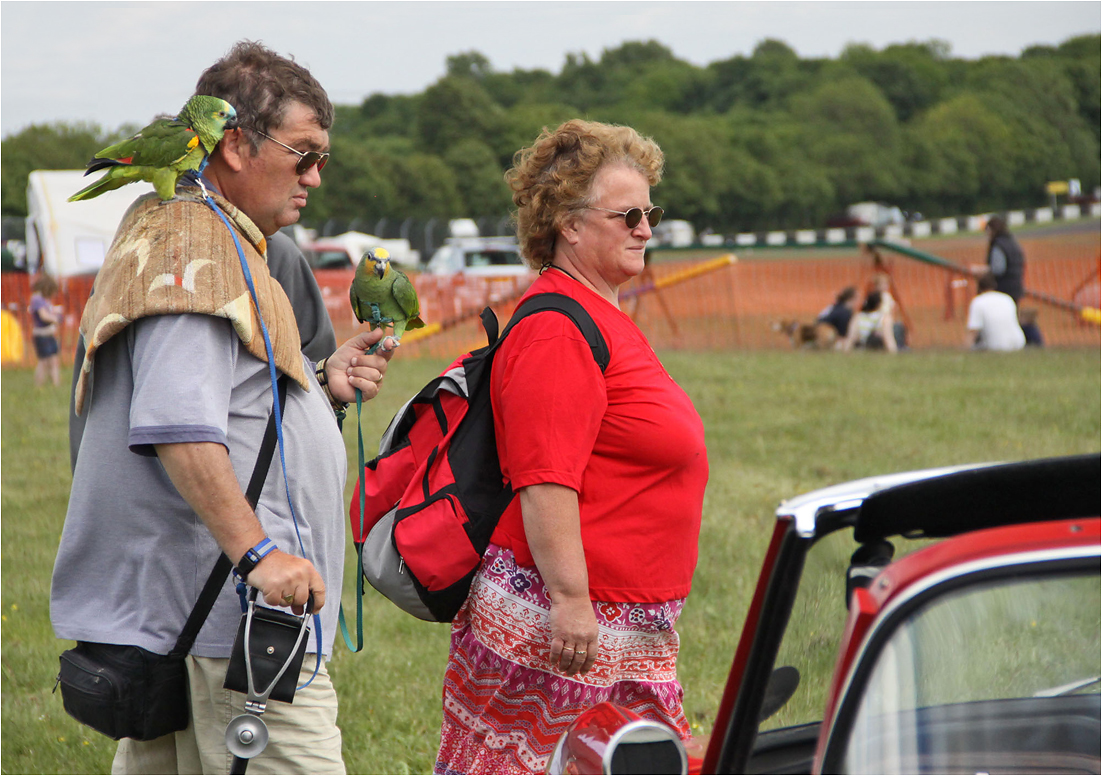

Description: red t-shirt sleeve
[493,313,607,493]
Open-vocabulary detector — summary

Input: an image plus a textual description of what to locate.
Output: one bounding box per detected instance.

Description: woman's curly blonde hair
[505,120,664,269]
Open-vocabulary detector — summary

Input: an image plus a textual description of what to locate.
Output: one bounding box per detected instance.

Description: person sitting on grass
[842,282,898,354]
[966,271,1026,352]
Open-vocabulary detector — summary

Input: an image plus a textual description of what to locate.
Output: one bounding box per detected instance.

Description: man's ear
[216,128,249,173]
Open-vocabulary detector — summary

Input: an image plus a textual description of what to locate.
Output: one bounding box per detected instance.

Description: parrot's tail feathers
[68,176,113,202]
[68,169,134,202]
[84,157,127,175]
[407,316,426,330]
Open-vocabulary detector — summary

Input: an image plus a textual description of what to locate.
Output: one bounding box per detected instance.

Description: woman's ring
[282,594,294,604]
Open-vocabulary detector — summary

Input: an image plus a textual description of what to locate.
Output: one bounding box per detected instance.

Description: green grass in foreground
[2,348,1099,773]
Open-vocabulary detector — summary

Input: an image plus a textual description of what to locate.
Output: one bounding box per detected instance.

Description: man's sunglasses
[587,206,664,229]
[247,127,330,175]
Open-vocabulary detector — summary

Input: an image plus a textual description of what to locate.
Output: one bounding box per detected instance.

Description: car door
[816,521,1101,774]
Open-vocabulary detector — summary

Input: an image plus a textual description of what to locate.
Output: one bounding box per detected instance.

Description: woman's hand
[549,593,598,676]
[519,483,599,676]
[325,329,397,404]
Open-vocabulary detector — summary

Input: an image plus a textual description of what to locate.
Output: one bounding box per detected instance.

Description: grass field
[2,347,1099,774]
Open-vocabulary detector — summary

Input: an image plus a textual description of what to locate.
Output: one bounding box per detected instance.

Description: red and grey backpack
[348,292,610,623]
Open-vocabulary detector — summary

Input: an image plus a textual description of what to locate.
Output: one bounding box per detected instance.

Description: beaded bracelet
[315,357,350,416]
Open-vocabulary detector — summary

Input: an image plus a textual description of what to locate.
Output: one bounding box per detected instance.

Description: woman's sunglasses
[587,205,664,229]
[247,127,330,175]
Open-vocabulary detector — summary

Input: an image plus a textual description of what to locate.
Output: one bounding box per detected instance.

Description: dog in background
[772,319,838,349]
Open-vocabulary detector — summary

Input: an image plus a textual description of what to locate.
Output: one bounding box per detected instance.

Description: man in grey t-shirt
[52,42,392,774]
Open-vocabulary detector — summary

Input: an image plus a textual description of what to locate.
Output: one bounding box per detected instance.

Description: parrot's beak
[373,259,389,279]
[225,115,239,131]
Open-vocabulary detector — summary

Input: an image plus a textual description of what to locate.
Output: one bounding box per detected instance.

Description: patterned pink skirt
[434,543,690,775]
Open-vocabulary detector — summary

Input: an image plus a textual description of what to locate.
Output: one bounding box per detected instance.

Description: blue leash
[199,185,322,689]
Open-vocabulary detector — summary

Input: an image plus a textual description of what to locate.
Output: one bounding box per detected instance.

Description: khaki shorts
[113,655,344,775]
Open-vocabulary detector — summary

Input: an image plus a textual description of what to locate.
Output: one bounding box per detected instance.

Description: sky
[2,1,1099,137]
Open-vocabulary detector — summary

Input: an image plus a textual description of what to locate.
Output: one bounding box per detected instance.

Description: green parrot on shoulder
[349,248,425,344]
[68,95,238,202]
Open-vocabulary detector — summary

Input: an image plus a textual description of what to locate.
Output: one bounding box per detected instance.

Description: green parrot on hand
[349,248,425,348]
[68,95,238,202]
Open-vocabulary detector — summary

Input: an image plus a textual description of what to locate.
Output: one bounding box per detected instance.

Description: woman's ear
[559,211,582,246]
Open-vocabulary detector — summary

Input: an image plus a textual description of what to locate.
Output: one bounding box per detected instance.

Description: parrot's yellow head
[363,247,391,279]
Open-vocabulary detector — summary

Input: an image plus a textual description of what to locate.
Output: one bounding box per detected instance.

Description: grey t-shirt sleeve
[127,314,234,455]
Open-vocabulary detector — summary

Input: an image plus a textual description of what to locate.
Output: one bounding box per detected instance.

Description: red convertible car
[550,454,1100,775]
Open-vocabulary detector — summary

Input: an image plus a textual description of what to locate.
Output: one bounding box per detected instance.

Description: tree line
[3,34,1098,235]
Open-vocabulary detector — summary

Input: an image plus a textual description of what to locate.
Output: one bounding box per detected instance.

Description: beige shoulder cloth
[74,187,309,415]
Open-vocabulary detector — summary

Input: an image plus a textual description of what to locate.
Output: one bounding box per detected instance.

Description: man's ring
[283,594,294,604]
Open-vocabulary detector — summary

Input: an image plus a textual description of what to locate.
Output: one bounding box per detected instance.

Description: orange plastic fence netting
[3,226,1097,367]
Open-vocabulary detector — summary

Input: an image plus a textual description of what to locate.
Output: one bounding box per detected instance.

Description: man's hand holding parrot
[323,328,396,404]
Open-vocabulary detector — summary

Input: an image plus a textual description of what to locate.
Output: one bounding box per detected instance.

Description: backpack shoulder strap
[493,292,610,371]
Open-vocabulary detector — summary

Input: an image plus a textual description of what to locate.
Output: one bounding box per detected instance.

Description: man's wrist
[315,357,349,412]
[235,537,278,581]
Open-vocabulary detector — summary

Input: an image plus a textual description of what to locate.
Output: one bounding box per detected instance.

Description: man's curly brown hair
[506,120,664,269]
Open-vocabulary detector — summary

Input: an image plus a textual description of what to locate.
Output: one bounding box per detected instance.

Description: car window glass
[764,530,856,730]
[314,250,351,269]
[842,571,1101,774]
[466,249,521,267]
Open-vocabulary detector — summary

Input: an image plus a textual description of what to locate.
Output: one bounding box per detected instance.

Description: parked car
[550,454,1100,775]
[425,237,529,277]
[303,231,419,270]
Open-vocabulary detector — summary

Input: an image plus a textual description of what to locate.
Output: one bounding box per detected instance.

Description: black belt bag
[57,642,189,741]
[55,376,288,740]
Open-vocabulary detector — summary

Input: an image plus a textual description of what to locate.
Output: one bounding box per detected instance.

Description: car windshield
[311,250,352,269]
[842,571,1101,774]
[465,249,521,267]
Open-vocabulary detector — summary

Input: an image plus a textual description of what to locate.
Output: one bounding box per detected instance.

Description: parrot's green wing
[391,270,424,330]
[93,118,204,170]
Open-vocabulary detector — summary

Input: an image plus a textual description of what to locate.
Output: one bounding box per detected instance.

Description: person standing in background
[30,274,63,387]
[984,215,1025,303]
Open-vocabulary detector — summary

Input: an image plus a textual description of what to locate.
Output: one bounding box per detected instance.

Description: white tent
[25,170,152,278]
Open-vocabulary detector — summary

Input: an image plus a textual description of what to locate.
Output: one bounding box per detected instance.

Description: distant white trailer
[655,219,695,248]
[25,170,152,278]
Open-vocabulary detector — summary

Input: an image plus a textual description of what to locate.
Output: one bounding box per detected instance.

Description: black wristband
[235,537,277,580]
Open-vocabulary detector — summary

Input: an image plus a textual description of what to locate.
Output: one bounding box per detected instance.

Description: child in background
[30,275,63,386]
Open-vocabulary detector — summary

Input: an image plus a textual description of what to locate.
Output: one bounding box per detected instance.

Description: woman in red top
[435,120,710,774]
